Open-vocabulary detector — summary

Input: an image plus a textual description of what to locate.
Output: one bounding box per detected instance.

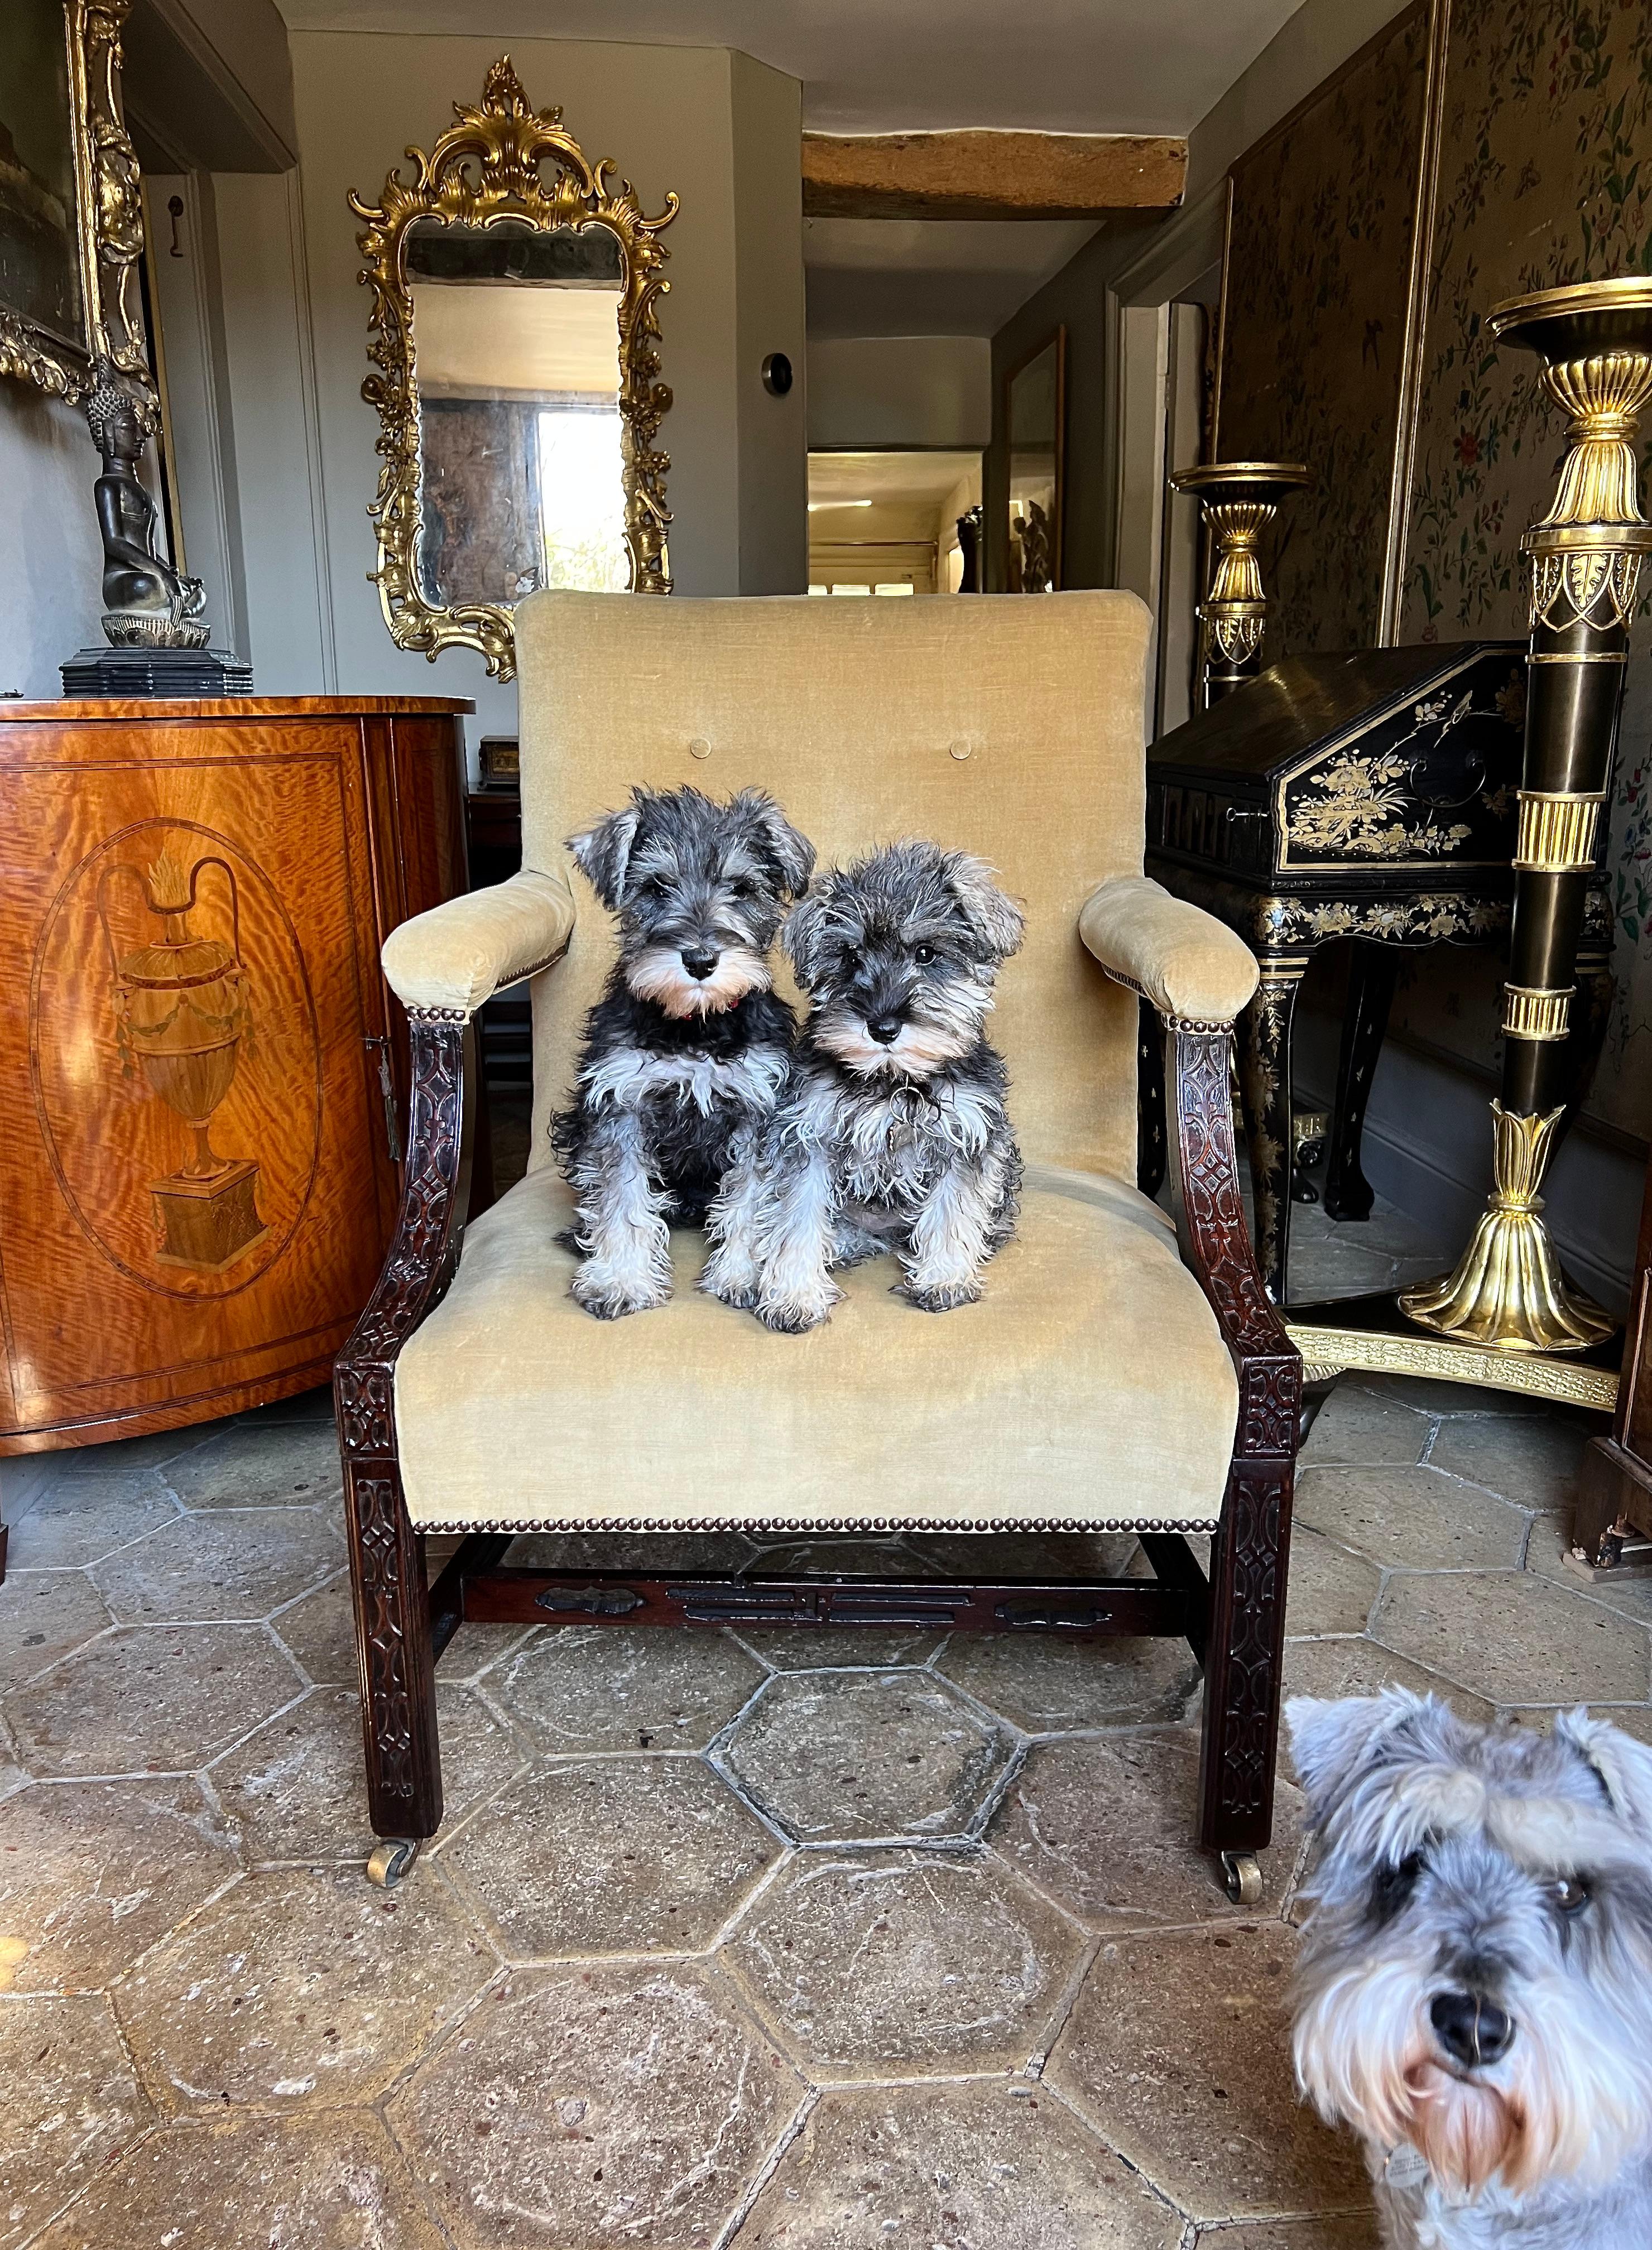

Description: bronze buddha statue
[83,359,209,651]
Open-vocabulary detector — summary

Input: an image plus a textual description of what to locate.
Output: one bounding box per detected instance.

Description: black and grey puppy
[703,839,1025,1333]
[555,784,814,1320]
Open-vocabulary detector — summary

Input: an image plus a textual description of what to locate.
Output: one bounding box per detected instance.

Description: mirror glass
[407,217,628,607]
[1005,329,1065,594]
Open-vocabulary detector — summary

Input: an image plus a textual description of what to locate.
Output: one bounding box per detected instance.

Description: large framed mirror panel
[352,57,678,682]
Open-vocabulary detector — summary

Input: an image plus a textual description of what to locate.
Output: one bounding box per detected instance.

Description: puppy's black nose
[867,1016,903,1045]
[681,948,719,980]
[1430,1991,1514,2069]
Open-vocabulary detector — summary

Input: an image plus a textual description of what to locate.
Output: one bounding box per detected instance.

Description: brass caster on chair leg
[1222,1850,1263,1905]
[367,1838,421,1888]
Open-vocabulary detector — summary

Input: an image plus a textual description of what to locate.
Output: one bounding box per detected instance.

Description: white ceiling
[274,0,1302,136]
[808,449,981,511]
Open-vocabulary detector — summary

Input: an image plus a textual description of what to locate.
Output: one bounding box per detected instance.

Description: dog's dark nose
[867,1016,903,1045]
[681,948,719,980]
[1430,1991,1514,2069]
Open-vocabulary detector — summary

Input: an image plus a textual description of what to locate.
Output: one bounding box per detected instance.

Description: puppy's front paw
[698,1248,761,1310]
[899,1278,983,1314]
[571,1265,671,1320]
[756,1298,832,1334]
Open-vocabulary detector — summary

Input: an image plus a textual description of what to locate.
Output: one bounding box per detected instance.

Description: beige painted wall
[212,31,805,735]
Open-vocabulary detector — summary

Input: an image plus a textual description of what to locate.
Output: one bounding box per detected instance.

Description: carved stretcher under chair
[335,588,1302,1900]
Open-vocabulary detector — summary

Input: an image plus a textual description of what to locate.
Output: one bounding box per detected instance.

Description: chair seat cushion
[395,1164,1238,1534]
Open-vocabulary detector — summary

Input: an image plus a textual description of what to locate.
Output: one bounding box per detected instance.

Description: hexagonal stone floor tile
[936,1631,1199,1735]
[729,1847,1083,2078]
[1284,1530,1381,1637]
[1294,1465,1527,1573]
[267,1572,357,1685]
[1524,1516,1652,1627]
[1426,1412,1586,1512]
[1299,1380,1430,1468]
[990,1730,1306,1929]
[388,1961,799,2248]
[0,1991,153,2248]
[0,1777,237,1994]
[91,1508,343,1624]
[28,2111,447,2250]
[745,1537,921,1579]
[1193,2219,1381,2249]
[903,1529,1145,1579]
[3,1624,304,1777]
[162,1422,343,1511]
[495,1625,766,1752]
[1281,1635,1493,1720]
[1374,1570,1652,1706]
[7,1473,180,1570]
[1049,1922,1369,2223]
[115,1866,491,2110]
[732,1627,948,1670]
[739,2080,1183,2247]
[212,1684,522,1865]
[0,1571,112,1690]
[441,1755,781,1959]
[723,1672,1012,1843]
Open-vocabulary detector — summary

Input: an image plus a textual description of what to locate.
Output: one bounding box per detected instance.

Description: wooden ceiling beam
[801,130,1187,222]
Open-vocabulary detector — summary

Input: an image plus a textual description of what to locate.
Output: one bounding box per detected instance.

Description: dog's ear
[1286,1689,1429,1826]
[566,798,642,910]
[943,852,1025,964]
[781,879,834,988]
[1555,1708,1652,1834]
[731,789,816,900]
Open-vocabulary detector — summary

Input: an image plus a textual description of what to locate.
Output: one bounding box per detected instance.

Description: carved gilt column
[1403,278,1652,1354]
[1171,462,1314,706]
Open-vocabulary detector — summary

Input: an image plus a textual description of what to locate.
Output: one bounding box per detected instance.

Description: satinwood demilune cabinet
[0,696,471,1461]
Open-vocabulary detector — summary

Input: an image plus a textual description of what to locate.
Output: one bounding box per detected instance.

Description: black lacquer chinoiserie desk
[1140,645,1615,1304]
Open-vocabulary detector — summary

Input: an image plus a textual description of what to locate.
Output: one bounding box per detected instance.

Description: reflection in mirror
[408,219,627,607]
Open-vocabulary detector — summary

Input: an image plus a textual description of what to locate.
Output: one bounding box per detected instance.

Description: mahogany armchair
[335,589,1301,1897]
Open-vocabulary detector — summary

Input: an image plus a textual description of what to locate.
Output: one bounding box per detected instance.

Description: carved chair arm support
[1080,875,1260,1026]
[380,867,575,1020]
[336,1017,477,1461]
[1114,984,1299,1462]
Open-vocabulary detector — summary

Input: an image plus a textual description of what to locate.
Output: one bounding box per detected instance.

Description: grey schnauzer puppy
[555,783,814,1319]
[1288,1688,1652,2248]
[702,839,1024,1333]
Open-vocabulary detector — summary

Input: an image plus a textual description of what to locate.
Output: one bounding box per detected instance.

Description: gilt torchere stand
[1170,462,1314,709]
[1286,278,1652,1415]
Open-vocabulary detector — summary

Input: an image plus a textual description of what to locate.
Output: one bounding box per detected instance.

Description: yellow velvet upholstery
[390,590,1252,1537]
[381,869,575,1017]
[1079,875,1260,1024]
[396,1165,1237,1531]
[513,587,1154,1184]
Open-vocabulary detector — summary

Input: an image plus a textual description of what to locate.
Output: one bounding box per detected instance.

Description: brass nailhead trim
[1501,984,1575,1042]
[1512,791,1603,873]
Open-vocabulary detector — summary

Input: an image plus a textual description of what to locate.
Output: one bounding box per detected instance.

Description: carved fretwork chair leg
[1198,1457,1293,1864]
[344,1459,443,1845]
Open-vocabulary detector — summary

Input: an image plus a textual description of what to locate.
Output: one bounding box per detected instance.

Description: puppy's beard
[813,1006,975,1080]
[1405,2061,1524,2198]
[627,944,770,1018]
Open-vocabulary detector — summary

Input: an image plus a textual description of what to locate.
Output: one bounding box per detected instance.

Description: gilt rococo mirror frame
[0,0,150,402]
[350,57,679,681]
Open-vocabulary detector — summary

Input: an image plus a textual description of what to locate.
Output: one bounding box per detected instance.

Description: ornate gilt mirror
[352,58,678,680]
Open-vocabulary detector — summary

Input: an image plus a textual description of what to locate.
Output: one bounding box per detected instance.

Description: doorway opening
[806,449,983,595]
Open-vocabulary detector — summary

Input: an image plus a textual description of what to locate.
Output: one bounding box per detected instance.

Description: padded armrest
[381,868,575,1018]
[1079,875,1258,1026]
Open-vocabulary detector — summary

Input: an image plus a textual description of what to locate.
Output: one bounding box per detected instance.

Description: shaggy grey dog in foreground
[702,839,1024,1333]
[555,784,813,1319]
[1288,1689,1652,2248]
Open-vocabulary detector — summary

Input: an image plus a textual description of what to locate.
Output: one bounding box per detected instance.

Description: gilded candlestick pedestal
[1171,461,1314,707]
[1401,276,1652,1355]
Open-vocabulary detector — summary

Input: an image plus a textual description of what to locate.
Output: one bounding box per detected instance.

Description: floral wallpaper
[1395,0,1652,1141]
[1216,4,1429,655]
